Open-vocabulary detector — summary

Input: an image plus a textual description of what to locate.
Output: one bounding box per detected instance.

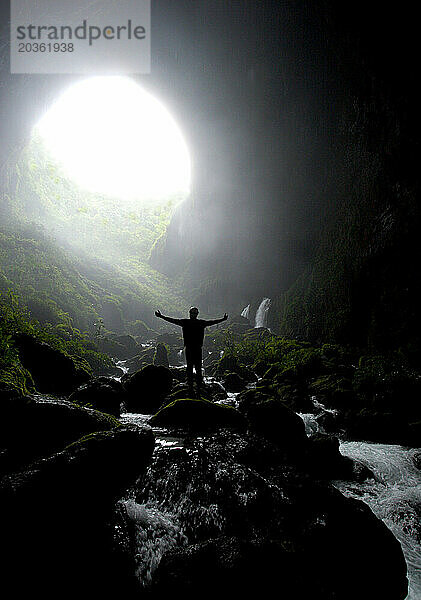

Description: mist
[0,0,419,343]
[1,1,341,333]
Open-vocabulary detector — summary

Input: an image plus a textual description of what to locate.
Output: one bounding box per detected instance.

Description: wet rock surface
[0,348,411,600]
[0,393,121,476]
[68,375,126,417]
[128,429,407,599]
[150,397,246,431]
[13,332,90,394]
[0,421,154,598]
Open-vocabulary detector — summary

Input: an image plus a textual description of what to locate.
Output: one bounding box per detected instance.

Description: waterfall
[254,297,271,328]
[241,304,250,319]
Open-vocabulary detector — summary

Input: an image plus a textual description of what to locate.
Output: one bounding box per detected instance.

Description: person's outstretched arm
[155,310,183,326]
[203,313,228,327]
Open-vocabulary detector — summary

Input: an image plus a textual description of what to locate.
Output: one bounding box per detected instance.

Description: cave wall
[276,3,421,351]
[2,1,420,345]
[1,1,339,316]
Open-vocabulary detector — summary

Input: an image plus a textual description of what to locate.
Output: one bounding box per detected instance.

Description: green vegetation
[214,330,323,374]
[211,330,421,443]
[0,134,190,339]
[0,289,114,394]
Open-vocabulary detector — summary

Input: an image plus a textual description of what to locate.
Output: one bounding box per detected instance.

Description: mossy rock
[209,355,256,383]
[278,347,325,382]
[96,337,131,360]
[68,376,127,417]
[13,332,91,395]
[0,395,121,476]
[252,359,273,376]
[210,354,240,377]
[0,364,34,397]
[150,398,246,431]
[112,334,140,358]
[0,423,154,597]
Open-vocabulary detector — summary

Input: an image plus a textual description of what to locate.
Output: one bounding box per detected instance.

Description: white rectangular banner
[10,0,150,74]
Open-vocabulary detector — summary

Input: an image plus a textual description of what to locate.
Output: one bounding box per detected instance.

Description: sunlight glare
[34,76,191,202]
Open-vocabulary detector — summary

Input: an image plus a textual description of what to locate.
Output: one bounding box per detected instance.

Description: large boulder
[123,423,407,600]
[277,383,314,413]
[0,394,120,476]
[68,376,127,417]
[13,332,90,394]
[150,398,246,431]
[123,364,173,413]
[244,398,308,450]
[150,487,408,600]
[0,424,154,598]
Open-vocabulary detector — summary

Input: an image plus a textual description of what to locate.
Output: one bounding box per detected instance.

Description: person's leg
[194,347,203,392]
[185,346,194,395]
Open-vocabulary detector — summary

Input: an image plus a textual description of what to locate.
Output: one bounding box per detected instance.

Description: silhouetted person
[155,307,228,395]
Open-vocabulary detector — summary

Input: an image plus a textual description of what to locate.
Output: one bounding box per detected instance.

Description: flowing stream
[118,411,187,585]
[300,412,421,600]
[334,443,421,600]
[116,355,420,597]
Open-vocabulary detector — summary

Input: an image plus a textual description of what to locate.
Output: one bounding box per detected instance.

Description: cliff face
[275,4,421,352]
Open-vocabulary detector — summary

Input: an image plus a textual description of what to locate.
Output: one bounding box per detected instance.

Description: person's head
[189,306,199,319]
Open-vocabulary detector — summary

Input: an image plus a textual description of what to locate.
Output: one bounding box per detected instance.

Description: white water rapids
[335,442,421,600]
[300,413,421,599]
[117,357,420,597]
